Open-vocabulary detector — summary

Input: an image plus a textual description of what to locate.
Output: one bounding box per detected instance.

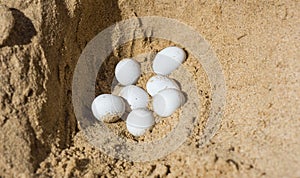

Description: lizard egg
[126,108,155,136]
[119,85,149,110]
[115,58,141,86]
[146,75,180,96]
[91,94,125,123]
[153,88,186,117]
[152,46,186,75]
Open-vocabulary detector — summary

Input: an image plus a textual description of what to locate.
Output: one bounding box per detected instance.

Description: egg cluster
[92,46,187,136]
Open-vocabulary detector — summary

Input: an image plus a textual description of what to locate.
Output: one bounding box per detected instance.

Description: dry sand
[0,0,299,177]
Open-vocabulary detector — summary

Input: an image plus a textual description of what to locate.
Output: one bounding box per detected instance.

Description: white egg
[152,46,186,75]
[152,88,186,117]
[126,125,148,137]
[146,75,180,96]
[115,58,141,86]
[126,108,155,136]
[91,94,125,122]
[119,85,149,110]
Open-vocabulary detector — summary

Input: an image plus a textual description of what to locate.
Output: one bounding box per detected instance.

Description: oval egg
[146,75,180,96]
[126,108,155,136]
[115,58,141,86]
[152,88,186,117]
[119,85,149,110]
[152,46,186,75]
[91,94,125,122]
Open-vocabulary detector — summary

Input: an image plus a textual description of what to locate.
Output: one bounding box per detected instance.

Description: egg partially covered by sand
[91,94,125,123]
[115,58,141,86]
[126,108,155,136]
[152,46,186,75]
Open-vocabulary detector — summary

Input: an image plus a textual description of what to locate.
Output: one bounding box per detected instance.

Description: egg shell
[146,75,180,96]
[126,108,155,136]
[152,88,186,117]
[126,125,148,137]
[152,46,186,75]
[91,94,125,122]
[115,58,141,86]
[119,85,149,110]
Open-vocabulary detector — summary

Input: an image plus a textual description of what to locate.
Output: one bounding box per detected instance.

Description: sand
[0,0,299,177]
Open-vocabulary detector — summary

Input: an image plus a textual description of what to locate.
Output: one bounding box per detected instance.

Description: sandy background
[0,0,299,177]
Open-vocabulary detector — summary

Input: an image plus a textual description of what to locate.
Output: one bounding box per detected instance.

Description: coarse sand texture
[0,0,299,177]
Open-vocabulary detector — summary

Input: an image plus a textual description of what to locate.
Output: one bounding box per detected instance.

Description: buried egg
[152,88,186,117]
[126,108,155,136]
[146,75,180,96]
[119,85,149,110]
[115,58,141,86]
[152,46,186,75]
[91,94,125,123]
